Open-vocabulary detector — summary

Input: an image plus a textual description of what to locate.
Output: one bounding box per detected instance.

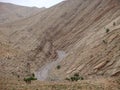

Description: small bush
[32,73,35,77]
[113,22,116,26]
[12,88,15,90]
[70,77,76,81]
[65,77,70,81]
[106,28,110,33]
[103,40,107,44]
[74,73,79,77]
[24,76,37,83]
[56,65,61,69]
[17,75,20,78]
[79,76,84,80]
[65,73,84,82]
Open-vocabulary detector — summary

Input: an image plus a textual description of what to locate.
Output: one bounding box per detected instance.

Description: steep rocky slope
[0,0,120,89]
[0,2,45,24]
[48,0,120,80]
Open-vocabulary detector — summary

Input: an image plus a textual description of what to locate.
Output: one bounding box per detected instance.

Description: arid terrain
[0,0,120,90]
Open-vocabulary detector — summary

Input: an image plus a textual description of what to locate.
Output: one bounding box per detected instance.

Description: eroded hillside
[0,2,45,24]
[0,0,120,90]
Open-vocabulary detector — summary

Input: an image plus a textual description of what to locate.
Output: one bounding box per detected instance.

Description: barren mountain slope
[0,0,120,89]
[48,0,120,80]
[0,2,45,24]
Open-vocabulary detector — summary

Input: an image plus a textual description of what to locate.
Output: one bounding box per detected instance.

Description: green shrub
[113,22,116,26]
[65,77,70,81]
[32,73,35,77]
[65,73,84,82]
[103,40,107,44]
[56,65,61,69]
[12,88,15,90]
[70,77,76,81]
[24,76,37,83]
[17,75,20,78]
[106,28,110,33]
[79,76,84,80]
[74,73,79,77]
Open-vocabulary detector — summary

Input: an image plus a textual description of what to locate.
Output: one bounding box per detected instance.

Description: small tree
[32,73,35,77]
[24,76,37,84]
[106,28,110,33]
[74,73,79,77]
[56,65,61,69]
[24,73,37,84]
[65,77,70,81]
[113,22,116,26]
[103,40,107,44]
[65,73,84,82]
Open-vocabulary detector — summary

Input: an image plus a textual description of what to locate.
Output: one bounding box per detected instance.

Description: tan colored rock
[0,0,120,86]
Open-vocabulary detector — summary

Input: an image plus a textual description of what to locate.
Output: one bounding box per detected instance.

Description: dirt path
[35,50,67,81]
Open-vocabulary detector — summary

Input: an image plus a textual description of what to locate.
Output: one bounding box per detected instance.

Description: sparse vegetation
[65,77,71,81]
[103,40,107,44]
[56,65,61,69]
[24,73,37,83]
[113,22,116,26]
[24,75,37,84]
[32,73,35,77]
[66,73,84,82]
[74,73,79,77]
[106,28,110,33]
[12,88,15,90]
[17,75,20,78]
